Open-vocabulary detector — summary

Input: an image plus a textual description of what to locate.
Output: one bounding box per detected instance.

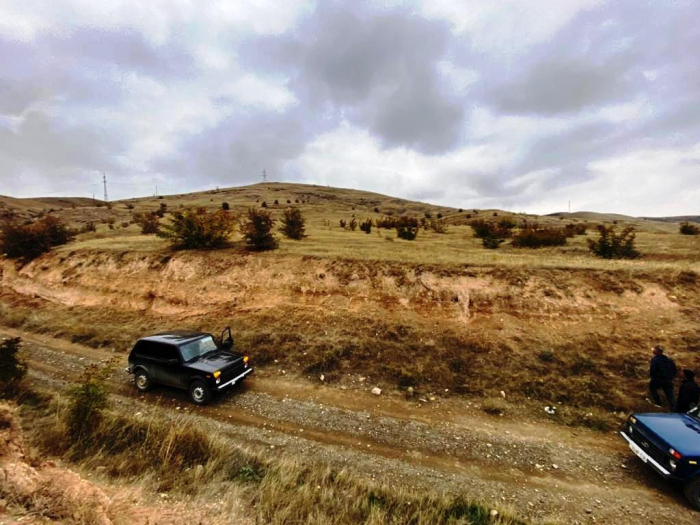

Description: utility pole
[102,172,109,202]
[568,200,571,214]
[262,169,267,183]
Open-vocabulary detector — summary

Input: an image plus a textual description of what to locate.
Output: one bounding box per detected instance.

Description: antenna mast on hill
[102,172,109,202]
[262,169,267,183]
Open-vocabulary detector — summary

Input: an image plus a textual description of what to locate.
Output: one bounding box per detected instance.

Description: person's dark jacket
[676,379,700,413]
[650,355,677,382]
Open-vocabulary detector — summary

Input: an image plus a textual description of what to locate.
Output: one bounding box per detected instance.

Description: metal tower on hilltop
[262,169,267,183]
[102,172,109,202]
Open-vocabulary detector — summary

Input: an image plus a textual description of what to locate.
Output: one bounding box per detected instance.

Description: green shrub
[588,225,640,259]
[242,208,278,251]
[280,208,306,240]
[222,202,230,211]
[360,218,372,234]
[134,212,160,234]
[564,223,587,236]
[680,222,700,235]
[0,337,26,398]
[511,225,568,248]
[395,217,419,240]
[470,219,511,249]
[67,362,112,444]
[0,216,74,261]
[157,207,236,249]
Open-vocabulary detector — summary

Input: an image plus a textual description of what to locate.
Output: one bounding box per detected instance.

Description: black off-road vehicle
[126,327,252,405]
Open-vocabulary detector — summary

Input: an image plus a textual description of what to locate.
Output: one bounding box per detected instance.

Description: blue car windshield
[689,406,700,422]
[180,336,218,362]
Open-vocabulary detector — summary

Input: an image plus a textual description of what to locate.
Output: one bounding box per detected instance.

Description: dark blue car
[620,406,700,509]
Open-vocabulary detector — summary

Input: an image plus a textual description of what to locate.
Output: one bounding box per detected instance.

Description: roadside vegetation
[0,216,74,261]
[0,337,26,398]
[13,366,524,525]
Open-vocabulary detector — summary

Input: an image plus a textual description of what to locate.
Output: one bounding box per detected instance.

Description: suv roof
[139,331,209,346]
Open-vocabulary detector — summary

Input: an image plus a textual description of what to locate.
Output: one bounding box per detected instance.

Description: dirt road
[3,327,698,525]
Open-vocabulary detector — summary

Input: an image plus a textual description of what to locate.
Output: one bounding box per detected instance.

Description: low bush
[133,212,160,234]
[360,218,372,234]
[66,362,113,445]
[395,217,419,240]
[348,218,358,231]
[470,219,511,249]
[0,337,26,398]
[222,202,230,211]
[0,216,74,261]
[242,208,278,251]
[280,208,306,240]
[339,219,347,229]
[80,222,97,233]
[511,225,568,248]
[680,222,700,235]
[588,225,640,259]
[564,223,587,236]
[157,207,236,249]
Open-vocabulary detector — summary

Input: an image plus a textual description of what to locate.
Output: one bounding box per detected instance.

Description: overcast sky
[1,0,698,216]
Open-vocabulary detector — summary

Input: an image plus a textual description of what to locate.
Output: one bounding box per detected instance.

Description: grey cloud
[244,3,466,153]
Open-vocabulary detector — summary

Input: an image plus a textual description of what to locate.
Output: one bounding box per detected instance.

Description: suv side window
[134,340,158,359]
[156,343,180,362]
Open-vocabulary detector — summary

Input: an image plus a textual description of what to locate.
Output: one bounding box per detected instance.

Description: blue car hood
[635,413,700,456]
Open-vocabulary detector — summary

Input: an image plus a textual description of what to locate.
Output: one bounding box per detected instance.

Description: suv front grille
[629,426,669,466]
[221,364,246,383]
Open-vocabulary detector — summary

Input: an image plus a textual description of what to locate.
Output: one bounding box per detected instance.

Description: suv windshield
[688,406,700,422]
[180,336,218,362]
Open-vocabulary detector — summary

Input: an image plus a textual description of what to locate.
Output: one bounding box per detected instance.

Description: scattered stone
[490,509,499,518]
[320,374,325,382]
[371,387,382,396]
[500,390,506,399]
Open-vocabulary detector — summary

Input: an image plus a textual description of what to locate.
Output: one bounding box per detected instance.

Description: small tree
[134,212,160,234]
[242,208,278,251]
[339,219,347,229]
[395,217,419,240]
[348,218,358,231]
[280,208,306,240]
[360,218,372,234]
[0,337,26,398]
[588,225,640,259]
[222,202,230,211]
[261,201,268,208]
[680,222,700,235]
[157,208,236,249]
[274,199,279,205]
[67,362,113,445]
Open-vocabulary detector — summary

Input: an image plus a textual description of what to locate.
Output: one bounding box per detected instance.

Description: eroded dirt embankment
[1,250,698,419]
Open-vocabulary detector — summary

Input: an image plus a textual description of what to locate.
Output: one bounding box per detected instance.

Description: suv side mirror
[220,327,234,350]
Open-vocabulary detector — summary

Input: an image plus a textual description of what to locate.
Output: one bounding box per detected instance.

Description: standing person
[649,345,677,410]
[676,370,700,413]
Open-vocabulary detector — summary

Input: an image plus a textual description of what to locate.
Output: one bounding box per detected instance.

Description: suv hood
[188,351,244,373]
[635,413,700,456]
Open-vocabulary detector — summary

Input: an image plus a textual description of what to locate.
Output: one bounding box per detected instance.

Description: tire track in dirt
[4,327,699,524]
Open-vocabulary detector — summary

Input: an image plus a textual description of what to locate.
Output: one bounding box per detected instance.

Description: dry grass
[22,393,529,525]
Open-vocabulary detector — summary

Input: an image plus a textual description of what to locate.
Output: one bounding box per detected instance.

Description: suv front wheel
[684,477,700,510]
[189,380,211,405]
[134,370,152,392]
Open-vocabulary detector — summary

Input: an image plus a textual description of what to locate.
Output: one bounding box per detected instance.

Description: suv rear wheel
[684,477,700,510]
[134,370,151,392]
[189,380,211,405]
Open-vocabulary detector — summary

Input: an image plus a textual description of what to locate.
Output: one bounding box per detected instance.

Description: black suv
[126,327,252,405]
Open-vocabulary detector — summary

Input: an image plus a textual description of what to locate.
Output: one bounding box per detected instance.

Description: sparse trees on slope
[588,225,640,259]
[157,207,236,249]
[242,208,278,251]
[0,216,74,261]
[280,208,306,240]
[0,337,26,398]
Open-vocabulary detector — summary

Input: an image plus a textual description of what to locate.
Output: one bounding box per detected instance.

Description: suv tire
[684,477,700,510]
[189,380,211,405]
[134,370,152,392]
